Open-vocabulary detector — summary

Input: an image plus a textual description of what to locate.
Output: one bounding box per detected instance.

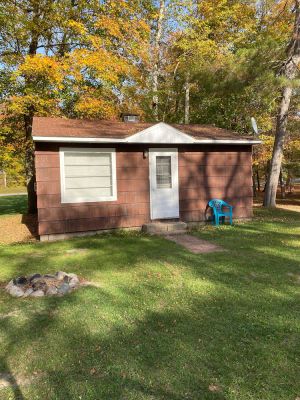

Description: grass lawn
[0,208,299,400]
[0,195,27,216]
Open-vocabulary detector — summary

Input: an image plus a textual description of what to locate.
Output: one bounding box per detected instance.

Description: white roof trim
[195,139,262,145]
[32,135,261,145]
[32,122,262,145]
[127,122,195,143]
[32,136,125,143]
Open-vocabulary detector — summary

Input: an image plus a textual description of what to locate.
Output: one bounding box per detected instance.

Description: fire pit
[5,271,81,298]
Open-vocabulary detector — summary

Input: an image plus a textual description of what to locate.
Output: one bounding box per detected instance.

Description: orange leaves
[1,0,152,122]
[253,134,274,166]
[96,16,122,39]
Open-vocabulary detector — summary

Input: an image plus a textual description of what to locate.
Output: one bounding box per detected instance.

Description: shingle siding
[35,143,253,236]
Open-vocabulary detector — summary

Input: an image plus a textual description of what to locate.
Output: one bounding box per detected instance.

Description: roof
[32,117,261,145]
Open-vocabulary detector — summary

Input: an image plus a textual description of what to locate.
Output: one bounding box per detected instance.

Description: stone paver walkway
[164,234,224,254]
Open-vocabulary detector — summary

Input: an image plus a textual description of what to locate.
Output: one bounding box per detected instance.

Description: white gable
[126,122,195,144]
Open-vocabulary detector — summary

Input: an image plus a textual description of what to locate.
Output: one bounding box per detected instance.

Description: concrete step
[142,221,188,235]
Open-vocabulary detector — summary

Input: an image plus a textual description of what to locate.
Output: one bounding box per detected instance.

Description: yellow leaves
[7,95,58,117]
[67,20,87,35]
[74,97,116,120]
[253,134,274,166]
[259,0,293,43]
[96,16,122,39]
[69,48,131,84]
[0,125,26,181]
[290,139,300,152]
[94,1,150,59]
[192,0,256,47]
[1,1,151,123]
[16,55,65,88]
[285,138,300,159]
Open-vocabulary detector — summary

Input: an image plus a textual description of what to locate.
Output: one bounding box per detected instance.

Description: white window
[156,155,172,189]
[59,148,117,203]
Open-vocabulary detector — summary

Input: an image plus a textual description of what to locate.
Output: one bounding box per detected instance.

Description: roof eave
[32,135,262,145]
[195,139,262,145]
[33,136,127,143]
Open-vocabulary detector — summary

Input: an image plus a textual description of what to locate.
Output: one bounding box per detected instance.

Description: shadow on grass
[0,195,28,216]
[0,207,299,399]
[1,280,299,399]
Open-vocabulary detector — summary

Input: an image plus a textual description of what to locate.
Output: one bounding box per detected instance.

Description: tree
[150,0,166,121]
[0,0,151,213]
[0,0,84,212]
[264,0,300,207]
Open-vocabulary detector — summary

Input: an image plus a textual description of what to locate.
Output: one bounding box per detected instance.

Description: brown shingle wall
[35,143,253,236]
[178,146,253,221]
[36,144,150,235]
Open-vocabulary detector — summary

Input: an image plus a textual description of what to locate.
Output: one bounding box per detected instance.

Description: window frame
[59,147,117,204]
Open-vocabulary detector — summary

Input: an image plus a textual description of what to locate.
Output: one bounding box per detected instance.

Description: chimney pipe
[121,113,140,123]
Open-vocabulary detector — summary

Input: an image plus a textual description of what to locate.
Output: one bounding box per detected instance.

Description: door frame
[149,148,179,220]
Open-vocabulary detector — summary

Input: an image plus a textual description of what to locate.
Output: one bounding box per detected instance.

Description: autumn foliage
[0,0,299,200]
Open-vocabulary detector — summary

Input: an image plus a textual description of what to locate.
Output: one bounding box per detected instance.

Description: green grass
[0,195,27,216]
[0,208,299,400]
[0,186,26,195]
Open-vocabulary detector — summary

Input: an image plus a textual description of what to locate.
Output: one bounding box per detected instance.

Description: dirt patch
[0,214,38,244]
[253,187,300,212]
[164,234,224,254]
[253,202,300,213]
[65,248,89,255]
[208,384,222,393]
[0,310,20,320]
[81,280,104,288]
[287,272,300,284]
[0,371,45,390]
[276,204,300,213]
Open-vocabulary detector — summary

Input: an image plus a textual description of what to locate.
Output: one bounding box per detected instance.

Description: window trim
[59,147,117,204]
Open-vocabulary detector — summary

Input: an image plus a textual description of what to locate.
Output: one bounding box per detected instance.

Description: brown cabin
[32,116,261,241]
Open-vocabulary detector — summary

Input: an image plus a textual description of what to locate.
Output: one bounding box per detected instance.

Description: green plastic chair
[208,199,233,226]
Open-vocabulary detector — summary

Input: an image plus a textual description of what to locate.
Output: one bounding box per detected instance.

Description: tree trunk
[264,0,300,207]
[286,174,292,193]
[23,5,41,214]
[253,173,257,198]
[152,0,166,121]
[184,72,190,124]
[256,168,260,191]
[279,169,286,199]
[24,112,37,214]
[162,60,180,121]
[263,86,293,206]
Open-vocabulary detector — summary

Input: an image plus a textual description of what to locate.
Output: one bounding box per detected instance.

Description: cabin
[32,116,261,241]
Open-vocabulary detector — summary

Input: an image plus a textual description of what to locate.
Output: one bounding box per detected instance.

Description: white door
[149,148,179,220]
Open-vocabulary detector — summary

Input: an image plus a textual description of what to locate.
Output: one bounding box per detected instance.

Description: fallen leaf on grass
[209,384,222,393]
